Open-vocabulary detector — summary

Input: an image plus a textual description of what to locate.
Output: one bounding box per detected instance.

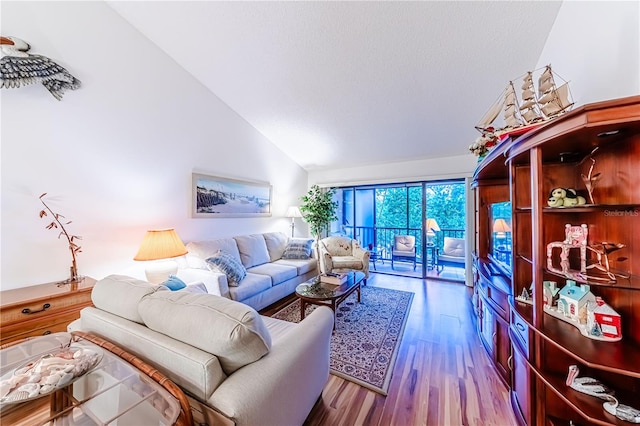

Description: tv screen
[490,201,512,271]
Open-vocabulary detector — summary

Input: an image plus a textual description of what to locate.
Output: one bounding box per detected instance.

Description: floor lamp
[286,206,303,237]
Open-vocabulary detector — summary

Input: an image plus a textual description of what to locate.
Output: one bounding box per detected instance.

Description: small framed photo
[192,173,272,218]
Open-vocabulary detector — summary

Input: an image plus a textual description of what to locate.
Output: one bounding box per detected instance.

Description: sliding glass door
[332,180,466,281]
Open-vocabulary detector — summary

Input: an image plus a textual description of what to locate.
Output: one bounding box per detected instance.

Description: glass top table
[0,332,191,425]
[295,271,365,329]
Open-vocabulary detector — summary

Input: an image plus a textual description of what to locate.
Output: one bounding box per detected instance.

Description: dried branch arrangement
[39,193,83,283]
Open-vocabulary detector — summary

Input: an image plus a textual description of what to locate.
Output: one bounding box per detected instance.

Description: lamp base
[145,260,178,284]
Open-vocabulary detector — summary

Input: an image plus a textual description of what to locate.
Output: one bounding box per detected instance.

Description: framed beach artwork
[192,173,272,218]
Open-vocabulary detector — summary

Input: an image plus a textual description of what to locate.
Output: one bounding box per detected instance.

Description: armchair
[391,235,417,271]
[319,236,370,282]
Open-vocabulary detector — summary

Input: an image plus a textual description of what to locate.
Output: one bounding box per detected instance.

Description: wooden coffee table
[295,271,365,329]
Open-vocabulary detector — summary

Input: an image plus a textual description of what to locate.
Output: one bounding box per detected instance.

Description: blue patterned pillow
[162,275,187,291]
[282,239,313,259]
[206,250,247,286]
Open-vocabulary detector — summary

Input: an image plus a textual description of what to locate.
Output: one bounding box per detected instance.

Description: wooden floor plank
[302,273,517,426]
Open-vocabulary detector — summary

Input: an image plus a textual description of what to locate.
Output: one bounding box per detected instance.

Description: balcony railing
[340,225,465,264]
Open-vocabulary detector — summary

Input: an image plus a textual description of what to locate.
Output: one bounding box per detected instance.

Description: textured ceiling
[108,1,562,171]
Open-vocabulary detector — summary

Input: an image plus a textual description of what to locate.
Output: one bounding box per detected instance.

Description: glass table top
[295,271,365,300]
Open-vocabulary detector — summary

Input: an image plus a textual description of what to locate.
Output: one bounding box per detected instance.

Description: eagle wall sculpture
[0,36,81,100]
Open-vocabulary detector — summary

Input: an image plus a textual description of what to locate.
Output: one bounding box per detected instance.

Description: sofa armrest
[208,307,334,426]
[176,269,230,298]
[352,245,371,278]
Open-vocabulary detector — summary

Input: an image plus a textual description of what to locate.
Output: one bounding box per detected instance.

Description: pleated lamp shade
[134,229,188,284]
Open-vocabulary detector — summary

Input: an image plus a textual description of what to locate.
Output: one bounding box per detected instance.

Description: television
[490,201,512,273]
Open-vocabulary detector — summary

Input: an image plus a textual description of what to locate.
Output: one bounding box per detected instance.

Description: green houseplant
[300,185,338,270]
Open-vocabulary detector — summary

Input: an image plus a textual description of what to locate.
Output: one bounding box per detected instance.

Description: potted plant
[299,185,338,270]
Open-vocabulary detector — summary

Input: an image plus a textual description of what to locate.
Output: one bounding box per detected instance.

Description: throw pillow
[206,250,247,286]
[282,238,313,259]
[162,275,187,291]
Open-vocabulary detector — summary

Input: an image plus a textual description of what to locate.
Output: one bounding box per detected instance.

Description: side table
[0,278,96,346]
[0,332,192,426]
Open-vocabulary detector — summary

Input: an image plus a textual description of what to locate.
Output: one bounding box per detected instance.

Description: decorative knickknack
[39,193,83,284]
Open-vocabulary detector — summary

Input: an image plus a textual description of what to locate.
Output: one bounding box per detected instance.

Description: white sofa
[177,232,317,311]
[70,275,334,426]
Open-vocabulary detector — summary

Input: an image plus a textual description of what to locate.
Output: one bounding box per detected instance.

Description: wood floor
[300,273,517,426]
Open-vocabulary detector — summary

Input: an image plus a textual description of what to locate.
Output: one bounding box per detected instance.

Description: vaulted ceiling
[108,1,563,171]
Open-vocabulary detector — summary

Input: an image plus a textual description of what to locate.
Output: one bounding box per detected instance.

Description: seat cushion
[394,235,415,251]
[247,263,297,285]
[263,232,289,261]
[443,237,465,257]
[227,273,272,301]
[274,258,316,275]
[138,291,271,375]
[330,255,364,270]
[92,275,164,324]
[234,234,271,268]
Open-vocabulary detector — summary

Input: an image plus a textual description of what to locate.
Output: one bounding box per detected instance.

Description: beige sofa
[177,232,317,311]
[70,275,334,426]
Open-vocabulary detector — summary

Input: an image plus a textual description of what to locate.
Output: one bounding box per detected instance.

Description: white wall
[1,2,308,290]
[536,1,639,105]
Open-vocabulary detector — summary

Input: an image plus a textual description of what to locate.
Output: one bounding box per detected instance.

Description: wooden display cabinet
[474,96,640,425]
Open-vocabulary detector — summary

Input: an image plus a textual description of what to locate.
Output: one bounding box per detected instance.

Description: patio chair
[436,237,465,273]
[391,235,416,270]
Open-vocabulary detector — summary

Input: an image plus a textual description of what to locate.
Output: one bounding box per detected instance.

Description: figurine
[603,396,640,423]
[565,365,614,400]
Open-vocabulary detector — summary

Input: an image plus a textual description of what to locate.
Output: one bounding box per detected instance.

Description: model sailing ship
[476,65,573,136]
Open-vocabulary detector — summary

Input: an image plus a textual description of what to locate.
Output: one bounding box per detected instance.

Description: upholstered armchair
[391,235,417,270]
[319,236,370,281]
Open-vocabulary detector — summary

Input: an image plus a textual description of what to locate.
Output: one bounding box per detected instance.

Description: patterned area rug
[272,286,413,395]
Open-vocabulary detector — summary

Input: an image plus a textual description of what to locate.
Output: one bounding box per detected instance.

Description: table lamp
[134,228,188,284]
[286,206,303,237]
[425,218,440,245]
[493,218,511,238]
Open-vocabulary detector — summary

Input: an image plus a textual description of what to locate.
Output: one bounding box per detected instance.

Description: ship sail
[519,71,543,124]
[476,88,505,132]
[538,65,574,118]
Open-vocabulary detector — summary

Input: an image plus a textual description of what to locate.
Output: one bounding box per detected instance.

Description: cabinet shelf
[543,204,640,213]
[544,267,640,290]
[512,301,640,377]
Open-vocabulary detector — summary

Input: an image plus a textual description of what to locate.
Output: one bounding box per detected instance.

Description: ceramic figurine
[566,365,614,400]
[604,396,640,423]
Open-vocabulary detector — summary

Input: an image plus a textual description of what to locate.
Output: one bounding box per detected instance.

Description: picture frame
[192,173,272,218]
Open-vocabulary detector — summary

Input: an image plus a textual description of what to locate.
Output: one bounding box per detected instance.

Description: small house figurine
[593,297,622,339]
[557,280,595,322]
[543,281,560,307]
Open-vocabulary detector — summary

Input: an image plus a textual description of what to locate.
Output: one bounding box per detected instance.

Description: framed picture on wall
[192,173,272,218]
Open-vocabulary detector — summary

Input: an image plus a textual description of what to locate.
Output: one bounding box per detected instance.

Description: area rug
[272,286,413,395]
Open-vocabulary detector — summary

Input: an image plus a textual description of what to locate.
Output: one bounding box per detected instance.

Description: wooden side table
[0,278,96,346]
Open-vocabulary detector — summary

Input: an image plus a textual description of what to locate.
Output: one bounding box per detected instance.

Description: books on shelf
[320,272,348,285]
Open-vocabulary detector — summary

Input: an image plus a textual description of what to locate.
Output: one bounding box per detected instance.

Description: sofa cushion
[187,238,241,263]
[138,291,272,375]
[227,273,272,302]
[283,238,314,259]
[263,232,289,261]
[247,263,297,285]
[234,234,271,268]
[92,275,164,324]
[206,250,247,286]
[274,258,316,275]
[443,237,465,257]
[330,255,364,270]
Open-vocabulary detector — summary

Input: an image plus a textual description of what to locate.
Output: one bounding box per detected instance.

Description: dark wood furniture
[295,271,364,329]
[0,278,96,346]
[473,96,640,425]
